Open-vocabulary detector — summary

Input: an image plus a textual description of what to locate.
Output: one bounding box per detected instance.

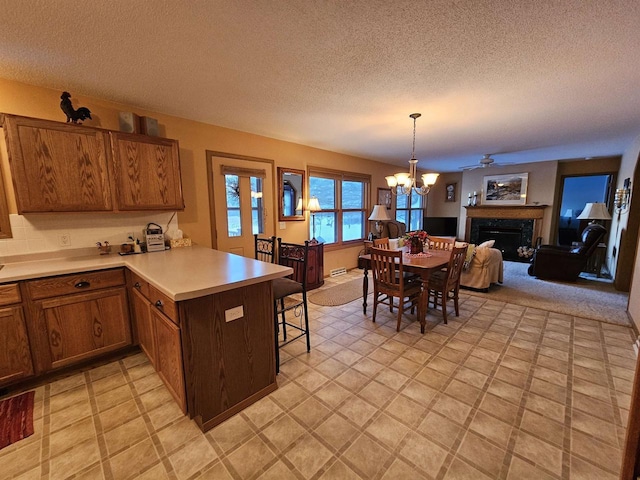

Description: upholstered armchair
[381,220,407,239]
[528,223,607,281]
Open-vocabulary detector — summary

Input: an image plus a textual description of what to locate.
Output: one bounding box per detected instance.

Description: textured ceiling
[1,1,640,172]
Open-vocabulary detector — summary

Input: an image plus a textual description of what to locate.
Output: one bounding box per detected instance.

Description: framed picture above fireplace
[483,173,528,205]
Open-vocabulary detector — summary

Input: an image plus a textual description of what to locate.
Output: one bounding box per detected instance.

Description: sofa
[459,242,504,291]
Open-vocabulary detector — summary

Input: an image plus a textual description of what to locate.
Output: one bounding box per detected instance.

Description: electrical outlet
[59,233,71,247]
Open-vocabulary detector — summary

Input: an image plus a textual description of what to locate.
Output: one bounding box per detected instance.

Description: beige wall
[618,134,640,329]
[458,162,559,242]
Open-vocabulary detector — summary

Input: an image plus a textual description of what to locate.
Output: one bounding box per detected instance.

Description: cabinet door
[130,288,156,367]
[35,287,131,371]
[0,306,34,386]
[153,308,186,413]
[3,115,113,213]
[110,133,184,211]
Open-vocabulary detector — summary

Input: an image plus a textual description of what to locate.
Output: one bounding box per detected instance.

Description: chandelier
[385,113,439,196]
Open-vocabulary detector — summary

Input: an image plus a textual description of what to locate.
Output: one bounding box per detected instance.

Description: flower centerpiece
[404,230,428,254]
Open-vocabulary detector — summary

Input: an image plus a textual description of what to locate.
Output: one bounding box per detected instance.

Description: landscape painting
[483,173,528,205]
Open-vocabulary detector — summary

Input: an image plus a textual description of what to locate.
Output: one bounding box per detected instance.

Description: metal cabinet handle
[74,281,90,289]
[155,300,163,308]
[134,282,141,289]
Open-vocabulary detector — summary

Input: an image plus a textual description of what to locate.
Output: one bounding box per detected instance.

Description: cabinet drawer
[0,283,21,306]
[27,269,126,300]
[149,285,178,325]
[128,270,150,299]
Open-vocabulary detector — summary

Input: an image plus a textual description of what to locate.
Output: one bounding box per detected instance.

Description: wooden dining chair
[426,235,455,251]
[425,245,468,324]
[373,237,390,248]
[370,247,422,332]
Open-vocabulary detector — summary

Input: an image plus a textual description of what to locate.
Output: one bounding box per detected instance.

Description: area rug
[309,278,363,306]
[0,391,35,450]
[462,261,630,325]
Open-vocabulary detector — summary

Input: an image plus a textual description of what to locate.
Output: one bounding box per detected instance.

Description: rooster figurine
[59,92,92,123]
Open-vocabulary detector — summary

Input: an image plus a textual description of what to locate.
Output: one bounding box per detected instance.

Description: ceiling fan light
[422,173,439,186]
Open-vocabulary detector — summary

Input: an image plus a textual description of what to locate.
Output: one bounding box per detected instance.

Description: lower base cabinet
[0,305,34,386]
[153,309,186,412]
[33,288,131,371]
[127,271,186,413]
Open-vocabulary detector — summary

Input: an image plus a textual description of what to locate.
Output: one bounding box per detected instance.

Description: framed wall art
[377,187,392,209]
[483,173,528,205]
[445,182,456,202]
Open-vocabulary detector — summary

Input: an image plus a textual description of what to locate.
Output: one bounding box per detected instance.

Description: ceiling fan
[459,154,514,171]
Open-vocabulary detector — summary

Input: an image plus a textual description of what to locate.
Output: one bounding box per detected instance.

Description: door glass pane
[310,177,335,209]
[342,211,364,241]
[558,174,610,245]
[251,177,264,235]
[225,174,241,237]
[314,212,336,244]
[342,181,364,209]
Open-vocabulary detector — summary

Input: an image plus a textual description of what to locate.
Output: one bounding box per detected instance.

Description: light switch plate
[225,305,244,322]
[279,222,286,229]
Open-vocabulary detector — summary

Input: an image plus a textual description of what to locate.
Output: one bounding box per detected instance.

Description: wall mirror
[278,167,305,221]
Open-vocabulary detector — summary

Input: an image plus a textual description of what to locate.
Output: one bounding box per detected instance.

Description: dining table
[357,247,451,333]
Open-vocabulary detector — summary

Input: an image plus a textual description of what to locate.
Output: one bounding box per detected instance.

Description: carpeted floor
[463,261,630,325]
[0,391,35,450]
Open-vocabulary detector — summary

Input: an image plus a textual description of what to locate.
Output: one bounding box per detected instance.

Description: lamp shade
[368,205,391,221]
[563,209,573,218]
[576,202,611,220]
[307,197,321,212]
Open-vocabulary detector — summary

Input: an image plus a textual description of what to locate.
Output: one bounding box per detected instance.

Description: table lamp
[307,197,321,243]
[368,204,391,237]
[576,202,611,224]
[563,208,574,226]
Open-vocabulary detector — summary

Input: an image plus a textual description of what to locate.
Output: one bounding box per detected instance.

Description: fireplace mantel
[464,204,549,245]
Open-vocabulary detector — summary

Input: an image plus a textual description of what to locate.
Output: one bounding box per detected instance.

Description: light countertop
[0,246,292,301]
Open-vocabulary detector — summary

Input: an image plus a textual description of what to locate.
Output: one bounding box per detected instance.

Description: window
[395,188,424,231]
[309,168,370,246]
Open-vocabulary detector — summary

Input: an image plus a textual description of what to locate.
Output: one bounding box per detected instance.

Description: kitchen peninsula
[0,246,292,432]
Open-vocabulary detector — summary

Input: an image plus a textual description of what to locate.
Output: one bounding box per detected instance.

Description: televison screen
[423,217,458,237]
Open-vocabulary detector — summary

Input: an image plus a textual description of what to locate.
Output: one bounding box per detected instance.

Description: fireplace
[475,223,532,261]
[465,205,547,261]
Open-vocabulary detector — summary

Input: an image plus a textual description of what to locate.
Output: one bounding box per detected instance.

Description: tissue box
[170,238,192,248]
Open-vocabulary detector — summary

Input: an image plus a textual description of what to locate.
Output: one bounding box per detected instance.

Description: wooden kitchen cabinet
[110,132,184,211]
[1,113,184,213]
[26,269,131,373]
[2,114,113,213]
[305,242,324,290]
[0,283,34,387]
[153,308,186,412]
[126,270,186,412]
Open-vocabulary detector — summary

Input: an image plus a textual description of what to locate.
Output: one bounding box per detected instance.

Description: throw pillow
[478,239,495,249]
[463,244,477,271]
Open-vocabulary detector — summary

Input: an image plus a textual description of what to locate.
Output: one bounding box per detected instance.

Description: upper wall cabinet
[111,132,184,211]
[1,114,184,213]
[3,114,113,213]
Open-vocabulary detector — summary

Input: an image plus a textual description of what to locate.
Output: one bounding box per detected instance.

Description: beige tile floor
[0,270,636,479]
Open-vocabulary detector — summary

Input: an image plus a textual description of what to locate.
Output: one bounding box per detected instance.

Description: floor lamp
[307,197,321,243]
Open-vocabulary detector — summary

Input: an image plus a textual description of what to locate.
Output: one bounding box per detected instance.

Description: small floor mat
[0,391,35,450]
